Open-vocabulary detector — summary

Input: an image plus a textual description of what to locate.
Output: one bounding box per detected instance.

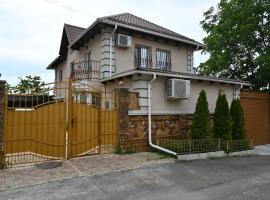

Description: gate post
[66,78,73,159]
[0,80,6,168]
[116,87,129,149]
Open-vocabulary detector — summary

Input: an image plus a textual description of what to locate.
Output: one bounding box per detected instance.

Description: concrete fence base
[177,149,257,161]
[177,151,226,161]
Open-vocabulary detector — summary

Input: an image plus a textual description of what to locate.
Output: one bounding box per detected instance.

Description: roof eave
[46,56,65,69]
[100,69,251,86]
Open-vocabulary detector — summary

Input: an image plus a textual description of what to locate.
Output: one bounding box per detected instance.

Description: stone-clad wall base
[119,115,193,151]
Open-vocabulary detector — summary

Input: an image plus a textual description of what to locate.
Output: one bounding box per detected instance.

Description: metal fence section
[3,79,119,167]
[157,138,253,155]
[222,139,252,153]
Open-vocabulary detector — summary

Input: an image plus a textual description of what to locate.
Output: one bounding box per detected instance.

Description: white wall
[151,77,234,114]
[115,35,189,74]
[55,33,102,82]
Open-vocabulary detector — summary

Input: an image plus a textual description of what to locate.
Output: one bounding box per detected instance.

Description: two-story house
[47,13,250,148]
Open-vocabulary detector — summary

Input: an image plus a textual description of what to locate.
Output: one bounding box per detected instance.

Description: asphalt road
[1,155,270,200]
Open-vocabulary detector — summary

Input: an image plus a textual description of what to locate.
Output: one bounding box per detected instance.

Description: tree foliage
[230,98,246,139]
[199,0,270,91]
[9,75,48,94]
[213,92,232,140]
[192,90,210,139]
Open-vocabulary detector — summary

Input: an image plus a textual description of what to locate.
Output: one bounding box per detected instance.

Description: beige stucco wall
[151,77,234,114]
[55,30,191,82]
[115,35,189,74]
[55,33,102,82]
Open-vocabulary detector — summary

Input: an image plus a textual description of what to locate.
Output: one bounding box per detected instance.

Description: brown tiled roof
[47,24,85,69]
[70,13,204,49]
[99,13,198,44]
[64,24,85,43]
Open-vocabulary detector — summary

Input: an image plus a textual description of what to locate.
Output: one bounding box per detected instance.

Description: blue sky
[0,0,219,85]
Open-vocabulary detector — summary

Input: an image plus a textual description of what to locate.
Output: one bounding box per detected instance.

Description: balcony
[71,60,100,81]
[134,57,171,71]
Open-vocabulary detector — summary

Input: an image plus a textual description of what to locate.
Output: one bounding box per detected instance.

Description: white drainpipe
[238,84,243,99]
[109,25,117,77]
[148,73,177,156]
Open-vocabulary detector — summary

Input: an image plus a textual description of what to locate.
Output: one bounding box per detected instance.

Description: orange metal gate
[240,91,270,145]
[3,80,119,166]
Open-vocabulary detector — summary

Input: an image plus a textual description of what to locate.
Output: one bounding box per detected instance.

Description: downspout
[148,73,177,156]
[238,84,243,99]
[109,25,117,77]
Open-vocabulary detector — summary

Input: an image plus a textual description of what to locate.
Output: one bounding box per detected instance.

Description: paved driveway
[1,155,270,200]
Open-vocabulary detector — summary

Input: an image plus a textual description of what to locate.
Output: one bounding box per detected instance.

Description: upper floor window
[70,61,75,76]
[84,52,91,61]
[84,52,91,71]
[156,49,171,70]
[135,45,151,69]
[187,50,193,73]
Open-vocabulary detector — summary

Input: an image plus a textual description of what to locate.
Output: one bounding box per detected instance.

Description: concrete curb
[177,149,257,161]
[228,149,257,156]
[177,151,226,161]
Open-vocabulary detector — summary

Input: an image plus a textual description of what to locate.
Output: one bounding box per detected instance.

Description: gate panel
[70,81,119,157]
[4,82,67,166]
[100,109,119,153]
[71,102,99,156]
[3,80,119,166]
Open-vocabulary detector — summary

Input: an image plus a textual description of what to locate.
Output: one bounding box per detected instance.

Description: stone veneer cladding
[118,86,193,151]
[121,115,193,151]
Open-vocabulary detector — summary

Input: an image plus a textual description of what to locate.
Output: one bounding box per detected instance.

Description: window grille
[187,50,193,73]
[156,49,171,70]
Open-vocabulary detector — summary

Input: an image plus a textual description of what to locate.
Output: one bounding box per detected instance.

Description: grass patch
[115,146,136,154]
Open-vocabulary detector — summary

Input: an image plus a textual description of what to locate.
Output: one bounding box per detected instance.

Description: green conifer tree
[192,90,210,139]
[213,93,232,140]
[230,99,246,139]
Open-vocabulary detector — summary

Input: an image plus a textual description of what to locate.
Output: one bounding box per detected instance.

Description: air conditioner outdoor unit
[116,34,132,48]
[167,79,190,99]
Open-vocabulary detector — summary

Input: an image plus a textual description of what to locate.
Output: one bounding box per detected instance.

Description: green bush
[192,90,210,139]
[230,99,246,140]
[213,92,232,140]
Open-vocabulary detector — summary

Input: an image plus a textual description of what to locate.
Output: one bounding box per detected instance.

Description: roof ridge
[99,12,130,20]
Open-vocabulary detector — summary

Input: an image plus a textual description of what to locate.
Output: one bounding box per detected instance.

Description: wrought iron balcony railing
[71,60,100,81]
[135,57,171,71]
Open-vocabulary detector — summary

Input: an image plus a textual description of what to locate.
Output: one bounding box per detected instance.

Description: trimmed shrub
[192,90,210,139]
[230,98,246,139]
[213,93,232,140]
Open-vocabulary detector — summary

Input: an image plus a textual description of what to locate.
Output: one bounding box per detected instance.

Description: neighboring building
[47,13,250,148]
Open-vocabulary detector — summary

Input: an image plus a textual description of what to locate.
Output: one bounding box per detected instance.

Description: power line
[42,0,98,19]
